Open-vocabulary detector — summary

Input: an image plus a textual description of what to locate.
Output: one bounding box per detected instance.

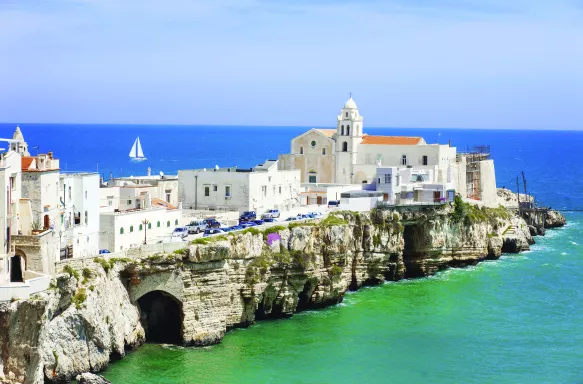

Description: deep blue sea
[2,124,582,383]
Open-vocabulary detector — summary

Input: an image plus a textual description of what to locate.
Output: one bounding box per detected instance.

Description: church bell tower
[334,96,363,184]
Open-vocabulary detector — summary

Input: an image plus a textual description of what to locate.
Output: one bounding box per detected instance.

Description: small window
[378,178,381,184]
[157,221,160,228]
[167,221,170,227]
[401,155,407,166]
[139,224,143,231]
[68,187,72,199]
[300,147,304,155]
[85,191,87,199]
[384,174,391,184]
[175,219,178,225]
[347,125,350,135]
[84,211,88,224]
[225,185,231,197]
[204,186,210,197]
[148,223,152,229]
[341,125,345,135]
[311,140,316,147]
[423,155,428,166]
[213,185,218,192]
[342,142,348,152]
[120,227,124,235]
[279,186,282,194]
[322,148,326,155]
[127,199,132,205]
[130,225,134,233]
[345,112,348,117]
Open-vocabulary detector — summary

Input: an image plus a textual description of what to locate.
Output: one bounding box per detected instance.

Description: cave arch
[137,290,183,345]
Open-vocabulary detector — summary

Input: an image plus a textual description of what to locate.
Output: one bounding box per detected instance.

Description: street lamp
[142,219,150,245]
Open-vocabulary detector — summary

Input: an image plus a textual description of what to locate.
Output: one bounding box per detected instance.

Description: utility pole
[521,171,528,208]
[516,176,521,212]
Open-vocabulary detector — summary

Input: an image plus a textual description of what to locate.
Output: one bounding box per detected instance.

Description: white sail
[136,137,145,158]
[129,137,146,160]
[129,138,138,158]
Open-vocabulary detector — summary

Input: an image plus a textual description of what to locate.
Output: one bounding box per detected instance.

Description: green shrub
[242,227,261,236]
[330,265,343,279]
[319,215,348,227]
[71,288,87,309]
[94,257,111,273]
[53,350,59,369]
[245,252,272,285]
[173,248,187,255]
[62,265,80,280]
[288,221,317,230]
[191,238,211,245]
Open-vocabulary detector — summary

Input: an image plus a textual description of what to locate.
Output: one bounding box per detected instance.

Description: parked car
[186,220,207,234]
[308,212,322,218]
[297,214,310,220]
[203,228,224,237]
[263,217,277,223]
[240,221,257,228]
[328,200,340,208]
[262,209,280,219]
[285,216,298,221]
[203,218,221,228]
[222,227,235,232]
[239,211,257,222]
[172,226,189,238]
[254,219,265,225]
[230,224,244,231]
[99,249,110,254]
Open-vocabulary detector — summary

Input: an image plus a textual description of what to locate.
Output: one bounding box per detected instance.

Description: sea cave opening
[402,223,427,278]
[137,290,183,345]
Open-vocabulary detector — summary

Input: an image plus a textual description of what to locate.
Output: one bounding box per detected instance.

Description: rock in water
[546,210,567,228]
[76,373,112,384]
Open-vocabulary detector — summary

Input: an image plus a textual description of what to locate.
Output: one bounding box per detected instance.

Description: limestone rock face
[546,210,567,228]
[76,372,112,384]
[0,205,545,383]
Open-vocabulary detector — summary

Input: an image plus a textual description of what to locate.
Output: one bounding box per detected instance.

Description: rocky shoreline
[0,202,566,384]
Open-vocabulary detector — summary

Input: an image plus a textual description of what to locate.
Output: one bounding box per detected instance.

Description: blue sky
[0,0,581,129]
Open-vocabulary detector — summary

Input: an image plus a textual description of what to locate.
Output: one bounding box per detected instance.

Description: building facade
[107,170,179,207]
[179,160,301,214]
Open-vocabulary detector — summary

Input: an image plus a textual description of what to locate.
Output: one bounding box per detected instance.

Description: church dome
[12,125,24,141]
[344,97,357,109]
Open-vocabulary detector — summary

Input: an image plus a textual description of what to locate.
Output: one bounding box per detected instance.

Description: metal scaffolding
[457,145,490,201]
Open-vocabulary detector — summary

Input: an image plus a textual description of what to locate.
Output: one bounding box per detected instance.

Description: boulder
[546,210,566,228]
[76,373,112,384]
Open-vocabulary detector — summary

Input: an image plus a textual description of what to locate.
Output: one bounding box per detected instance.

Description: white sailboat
[129,137,147,161]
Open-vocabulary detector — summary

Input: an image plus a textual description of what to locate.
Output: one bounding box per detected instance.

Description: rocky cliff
[0,204,546,383]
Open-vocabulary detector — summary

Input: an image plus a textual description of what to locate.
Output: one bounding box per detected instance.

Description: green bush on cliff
[94,257,111,273]
[62,265,80,281]
[329,265,343,279]
[245,252,273,285]
[242,227,261,236]
[319,215,348,227]
[173,248,187,255]
[71,288,87,309]
[288,221,317,230]
[452,196,513,226]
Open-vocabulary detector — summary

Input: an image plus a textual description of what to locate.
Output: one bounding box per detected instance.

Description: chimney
[147,167,151,176]
[48,151,53,159]
[448,140,451,147]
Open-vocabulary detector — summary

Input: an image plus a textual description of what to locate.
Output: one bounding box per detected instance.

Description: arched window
[148,223,152,229]
[311,140,316,147]
[308,170,317,183]
[130,225,134,233]
[345,112,348,117]
[120,227,124,235]
[342,142,348,152]
[347,125,350,135]
[157,221,160,228]
[167,221,170,227]
[139,224,143,231]
[341,125,344,135]
[322,148,326,155]
[175,219,178,225]
[300,147,304,155]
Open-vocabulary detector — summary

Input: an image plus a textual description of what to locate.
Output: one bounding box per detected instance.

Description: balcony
[0,270,51,302]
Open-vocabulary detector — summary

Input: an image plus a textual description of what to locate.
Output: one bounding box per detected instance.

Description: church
[278,97,458,186]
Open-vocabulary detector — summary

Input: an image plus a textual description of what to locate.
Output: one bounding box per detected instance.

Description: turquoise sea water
[2,124,579,383]
[103,213,581,384]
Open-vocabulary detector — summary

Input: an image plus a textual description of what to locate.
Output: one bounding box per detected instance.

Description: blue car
[203,228,224,237]
[240,222,257,228]
[254,219,265,225]
[285,217,298,221]
[222,227,235,232]
[99,249,110,254]
[263,217,276,223]
[231,225,244,231]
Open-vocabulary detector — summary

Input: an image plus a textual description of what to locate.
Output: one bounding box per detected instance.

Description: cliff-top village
[0,97,498,301]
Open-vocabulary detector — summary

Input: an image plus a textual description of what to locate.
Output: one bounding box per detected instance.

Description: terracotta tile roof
[21,156,34,170]
[151,198,177,210]
[315,129,336,138]
[360,135,423,145]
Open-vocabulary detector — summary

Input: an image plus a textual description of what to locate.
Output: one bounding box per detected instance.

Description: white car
[157,236,185,244]
[172,226,189,238]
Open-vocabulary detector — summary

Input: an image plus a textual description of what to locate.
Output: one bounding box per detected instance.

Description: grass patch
[319,215,348,227]
[288,221,317,230]
[173,248,187,255]
[94,257,111,273]
[452,196,513,226]
[242,227,261,236]
[245,251,272,285]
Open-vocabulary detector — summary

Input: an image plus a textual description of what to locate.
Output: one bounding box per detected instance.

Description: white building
[279,97,498,207]
[178,160,301,214]
[59,172,101,258]
[0,133,50,301]
[99,185,181,252]
[107,169,179,207]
